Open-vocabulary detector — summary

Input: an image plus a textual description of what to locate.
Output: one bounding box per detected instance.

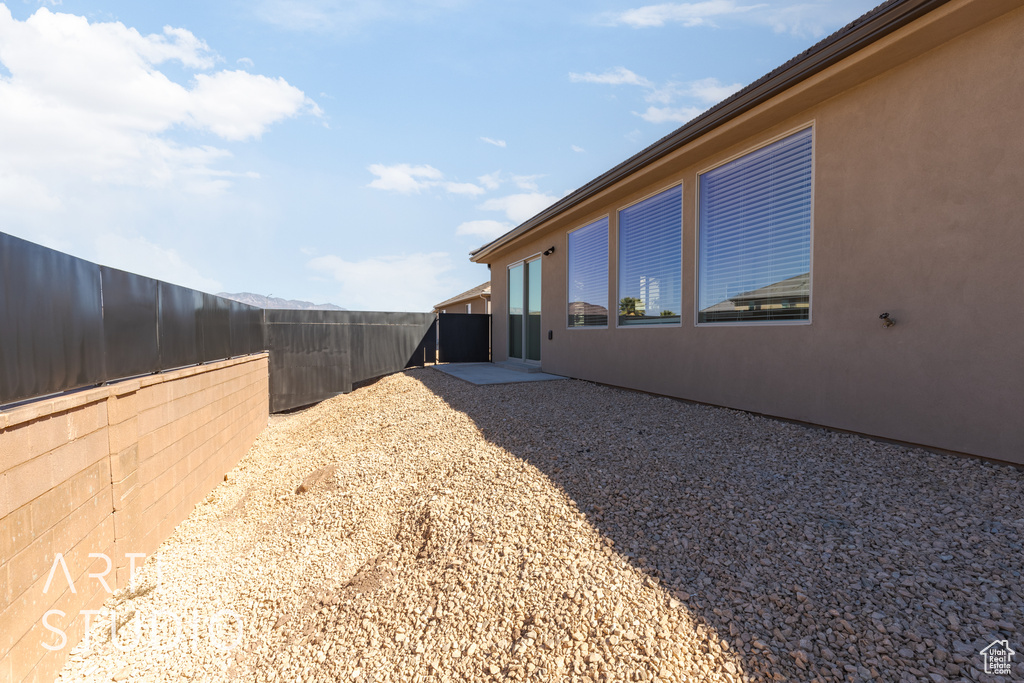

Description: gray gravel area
[57,369,1023,682]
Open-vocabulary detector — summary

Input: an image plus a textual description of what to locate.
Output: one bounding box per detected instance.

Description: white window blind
[698,128,813,323]
[618,185,682,326]
[567,217,609,327]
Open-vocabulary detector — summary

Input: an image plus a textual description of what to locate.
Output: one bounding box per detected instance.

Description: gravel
[57,369,1024,682]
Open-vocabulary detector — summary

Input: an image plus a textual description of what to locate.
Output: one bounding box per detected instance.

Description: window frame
[565,214,611,331]
[693,123,816,327]
[615,182,684,330]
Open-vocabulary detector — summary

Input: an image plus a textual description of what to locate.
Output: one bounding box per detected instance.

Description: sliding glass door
[508,257,541,362]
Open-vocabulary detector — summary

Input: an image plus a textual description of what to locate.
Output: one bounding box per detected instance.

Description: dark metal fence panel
[265,310,351,413]
[157,282,205,371]
[347,312,435,384]
[228,301,265,357]
[199,292,231,363]
[101,266,159,379]
[423,319,437,364]
[405,319,436,368]
[438,313,491,363]
[0,233,107,404]
[266,310,434,413]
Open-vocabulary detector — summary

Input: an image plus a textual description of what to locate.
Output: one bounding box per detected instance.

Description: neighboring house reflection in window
[698,128,813,324]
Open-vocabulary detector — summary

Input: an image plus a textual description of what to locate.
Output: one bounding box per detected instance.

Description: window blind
[698,128,813,323]
[567,218,609,327]
[618,185,682,326]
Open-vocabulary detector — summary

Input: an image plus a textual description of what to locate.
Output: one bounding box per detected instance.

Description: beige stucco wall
[0,354,268,683]
[486,1,1024,463]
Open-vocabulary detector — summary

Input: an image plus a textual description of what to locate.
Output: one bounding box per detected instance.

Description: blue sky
[0,0,880,311]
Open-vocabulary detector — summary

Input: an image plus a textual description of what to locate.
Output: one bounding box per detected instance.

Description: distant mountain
[218,292,346,311]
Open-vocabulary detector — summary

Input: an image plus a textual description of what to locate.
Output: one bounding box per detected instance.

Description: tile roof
[433,282,491,310]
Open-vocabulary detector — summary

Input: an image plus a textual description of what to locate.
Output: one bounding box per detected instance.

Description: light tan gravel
[57,369,1023,682]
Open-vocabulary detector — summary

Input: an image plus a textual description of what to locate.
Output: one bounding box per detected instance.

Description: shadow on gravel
[412,369,1024,683]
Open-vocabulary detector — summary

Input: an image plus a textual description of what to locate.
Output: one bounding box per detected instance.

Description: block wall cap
[1,353,268,430]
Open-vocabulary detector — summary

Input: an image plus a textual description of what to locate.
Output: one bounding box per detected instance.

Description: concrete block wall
[0,354,268,683]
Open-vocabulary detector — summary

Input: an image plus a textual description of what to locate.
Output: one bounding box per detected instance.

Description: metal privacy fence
[0,232,446,412]
[265,310,436,412]
[0,232,265,406]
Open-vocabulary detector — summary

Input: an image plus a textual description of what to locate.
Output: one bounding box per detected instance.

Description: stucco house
[433,282,491,315]
[468,0,1024,464]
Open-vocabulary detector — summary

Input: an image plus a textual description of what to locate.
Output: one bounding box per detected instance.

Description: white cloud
[307,252,460,312]
[479,193,560,224]
[601,1,764,28]
[455,219,511,240]
[236,57,255,68]
[367,163,443,193]
[442,181,485,196]
[478,171,502,190]
[754,3,871,36]
[253,0,466,33]
[253,0,390,32]
[470,171,543,193]
[0,5,318,199]
[643,77,741,109]
[569,66,652,88]
[636,105,704,124]
[190,70,317,141]
[480,136,506,148]
[601,1,870,37]
[93,233,223,292]
[684,76,743,103]
[0,170,62,211]
[511,174,542,192]
[571,64,741,126]
[571,145,585,153]
[367,163,483,195]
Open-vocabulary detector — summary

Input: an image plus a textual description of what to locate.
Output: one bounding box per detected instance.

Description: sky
[0,0,882,312]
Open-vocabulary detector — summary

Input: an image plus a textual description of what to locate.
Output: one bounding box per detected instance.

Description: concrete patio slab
[430,363,567,385]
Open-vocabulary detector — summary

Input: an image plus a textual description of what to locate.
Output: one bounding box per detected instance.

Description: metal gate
[437,313,491,363]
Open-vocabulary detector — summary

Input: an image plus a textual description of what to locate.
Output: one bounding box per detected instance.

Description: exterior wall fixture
[879,312,895,328]
[543,246,555,256]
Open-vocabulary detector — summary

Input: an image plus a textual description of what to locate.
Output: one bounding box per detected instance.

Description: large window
[567,217,609,327]
[698,127,813,324]
[618,185,682,326]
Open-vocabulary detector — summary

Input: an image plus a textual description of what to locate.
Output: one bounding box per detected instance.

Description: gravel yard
[57,369,1023,683]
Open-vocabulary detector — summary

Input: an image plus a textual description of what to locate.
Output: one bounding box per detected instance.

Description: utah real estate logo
[980,639,1015,676]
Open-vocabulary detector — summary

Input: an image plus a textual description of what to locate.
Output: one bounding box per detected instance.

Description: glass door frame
[507,255,542,364]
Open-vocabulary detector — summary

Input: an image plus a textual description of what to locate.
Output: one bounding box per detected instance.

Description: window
[698,127,813,324]
[618,185,682,326]
[567,217,609,327]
